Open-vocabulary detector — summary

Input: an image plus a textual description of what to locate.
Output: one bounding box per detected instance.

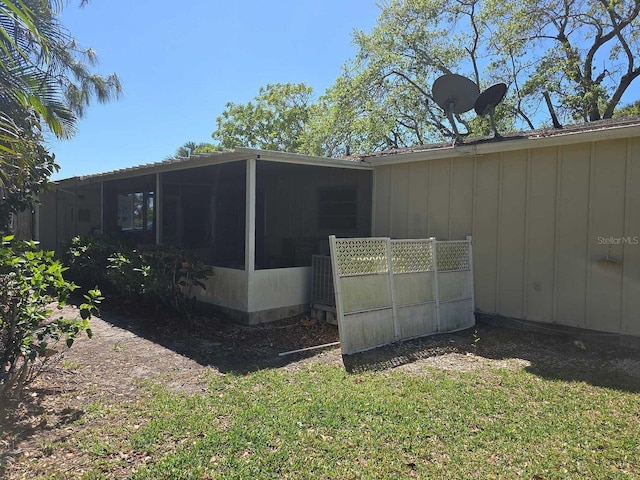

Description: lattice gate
[329,236,475,355]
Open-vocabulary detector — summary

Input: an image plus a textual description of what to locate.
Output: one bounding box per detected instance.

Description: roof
[58,147,370,186]
[352,116,640,165]
[58,117,640,185]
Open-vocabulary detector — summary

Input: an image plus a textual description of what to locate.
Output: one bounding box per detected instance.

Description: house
[28,117,640,344]
[363,117,640,346]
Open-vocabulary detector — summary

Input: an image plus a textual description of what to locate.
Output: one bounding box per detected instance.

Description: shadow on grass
[342,323,640,393]
[91,298,340,375]
[0,385,85,476]
[77,296,640,391]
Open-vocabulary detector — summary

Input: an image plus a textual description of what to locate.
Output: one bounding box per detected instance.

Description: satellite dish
[474,82,507,138]
[432,74,480,144]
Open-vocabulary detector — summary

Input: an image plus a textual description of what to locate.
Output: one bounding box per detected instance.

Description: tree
[490,0,640,123]
[0,0,121,228]
[614,99,640,117]
[212,83,314,152]
[303,0,520,155]
[0,0,113,407]
[168,141,221,160]
[307,0,640,155]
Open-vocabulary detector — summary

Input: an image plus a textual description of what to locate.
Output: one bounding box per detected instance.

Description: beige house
[365,117,640,344]
[28,118,640,342]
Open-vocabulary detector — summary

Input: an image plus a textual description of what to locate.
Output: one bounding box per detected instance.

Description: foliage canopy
[0,0,121,227]
[209,1,640,158]
[212,83,314,152]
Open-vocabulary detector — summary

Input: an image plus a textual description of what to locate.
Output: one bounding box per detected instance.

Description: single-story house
[22,117,640,343]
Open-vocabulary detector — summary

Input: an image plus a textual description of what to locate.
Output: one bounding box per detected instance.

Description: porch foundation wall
[194,266,248,312]
[195,301,309,325]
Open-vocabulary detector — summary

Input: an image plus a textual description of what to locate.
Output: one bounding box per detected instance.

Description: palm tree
[0,0,121,227]
[169,141,221,160]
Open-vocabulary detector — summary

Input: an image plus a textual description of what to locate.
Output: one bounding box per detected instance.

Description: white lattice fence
[329,236,475,355]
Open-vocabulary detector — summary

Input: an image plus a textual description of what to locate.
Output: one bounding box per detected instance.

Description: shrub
[106,249,147,297]
[138,246,212,318]
[63,234,212,318]
[63,233,126,294]
[0,236,101,407]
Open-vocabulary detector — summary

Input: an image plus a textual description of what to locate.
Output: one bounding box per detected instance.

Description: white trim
[245,158,256,274]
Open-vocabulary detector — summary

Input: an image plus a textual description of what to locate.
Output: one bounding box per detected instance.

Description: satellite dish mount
[432,75,509,143]
[432,74,480,145]
[474,83,508,138]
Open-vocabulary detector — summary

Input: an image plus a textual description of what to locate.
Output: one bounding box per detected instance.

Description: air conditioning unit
[310,255,337,324]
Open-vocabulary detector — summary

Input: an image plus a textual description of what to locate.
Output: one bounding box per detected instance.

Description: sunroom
[35,148,373,323]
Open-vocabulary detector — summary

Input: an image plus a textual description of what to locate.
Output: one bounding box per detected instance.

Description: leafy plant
[139,246,212,318]
[63,234,212,318]
[106,250,147,297]
[0,235,101,407]
[472,329,480,351]
[63,233,125,293]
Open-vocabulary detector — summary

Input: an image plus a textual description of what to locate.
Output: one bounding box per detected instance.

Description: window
[117,192,154,231]
[318,186,357,230]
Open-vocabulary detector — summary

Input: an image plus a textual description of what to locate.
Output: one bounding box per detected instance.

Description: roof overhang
[56,147,372,187]
[363,121,640,166]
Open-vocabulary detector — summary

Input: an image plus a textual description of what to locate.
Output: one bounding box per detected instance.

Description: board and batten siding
[372,136,640,336]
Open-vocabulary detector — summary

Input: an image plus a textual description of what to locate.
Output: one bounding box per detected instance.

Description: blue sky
[48,1,381,179]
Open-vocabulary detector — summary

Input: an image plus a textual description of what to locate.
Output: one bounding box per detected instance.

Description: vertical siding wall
[373,137,640,336]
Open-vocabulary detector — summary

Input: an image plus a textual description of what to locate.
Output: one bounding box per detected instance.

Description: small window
[318,186,357,230]
[117,192,154,231]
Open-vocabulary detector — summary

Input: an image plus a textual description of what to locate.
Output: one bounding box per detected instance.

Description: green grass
[68,363,640,479]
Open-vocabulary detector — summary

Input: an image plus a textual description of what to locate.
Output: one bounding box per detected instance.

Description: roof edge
[363,120,640,165]
[56,147,370,186]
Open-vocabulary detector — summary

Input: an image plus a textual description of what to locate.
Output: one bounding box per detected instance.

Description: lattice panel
[436,242,470,271]
[391,240,434,273]
[334,238,388,277]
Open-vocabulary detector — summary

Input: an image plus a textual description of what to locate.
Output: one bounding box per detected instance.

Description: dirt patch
[2,303,640,478]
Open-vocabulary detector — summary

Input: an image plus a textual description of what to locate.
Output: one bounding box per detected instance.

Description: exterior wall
[11,209,33,240]
[193,267,311,325]
[36,183,102,251]
[373,136,640,336]
[37,190,57,250]
[75,183,102,236]
[49,189,74,253]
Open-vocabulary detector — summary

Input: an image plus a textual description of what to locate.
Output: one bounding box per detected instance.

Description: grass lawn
[40,360,640,479]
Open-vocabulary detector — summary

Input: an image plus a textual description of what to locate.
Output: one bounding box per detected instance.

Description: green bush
[106,249,147,297]
[63,233,127,294]
[0,236,101,407]
[137,246,212,318]
[64,234,212,318]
